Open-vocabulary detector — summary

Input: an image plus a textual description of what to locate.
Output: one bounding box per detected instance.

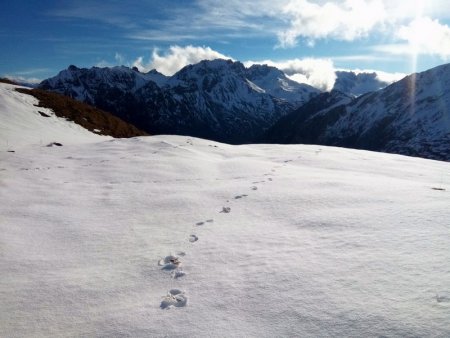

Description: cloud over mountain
[132,45,232,75]
[246,58,337,91]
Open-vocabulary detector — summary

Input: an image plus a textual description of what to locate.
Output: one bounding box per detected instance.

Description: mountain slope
[39,60,319,143]
[264,64,450,161]
[17,87,148,138]
[0,83,147,150]
[0,83,109,149]
[246,63,319,104]
[263,90,353,143]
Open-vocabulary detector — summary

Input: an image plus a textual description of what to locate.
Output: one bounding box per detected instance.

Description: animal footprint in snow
[220,207,231,213]
[196,219,213,226]
[160,289,187,309]
[251,186,258,191]
[234,194,248,199]
[158,255,182,270]
[268,178,273,181]
[189,235,198,242]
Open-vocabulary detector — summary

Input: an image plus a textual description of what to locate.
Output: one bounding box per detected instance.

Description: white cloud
[2,68,52,85]
[370,17,450,60]
[396,17,450,59]
[278,0,386,47]
[274,0,450,53]
[245,58,337,91]
[374,70,407,83]
[3,75,42,85]
[95,60,113,68]
[337,67,406,83]
[370,43,413,55]
[331,54,396,62]
[132,45,232,75]
[95,53,127,68]
[115,52,125,65]
[383,1,450,21]
[245,57,406,91]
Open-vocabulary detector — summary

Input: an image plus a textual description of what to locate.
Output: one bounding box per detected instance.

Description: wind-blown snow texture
[39,60,319,143]
[1,82,450,337]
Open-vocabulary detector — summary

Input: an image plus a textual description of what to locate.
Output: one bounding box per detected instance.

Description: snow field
[1,80,450,338]
[1,134,450,337]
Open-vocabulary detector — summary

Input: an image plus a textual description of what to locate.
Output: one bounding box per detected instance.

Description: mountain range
[264,64,450,161]
[38,60,450,161]
[39,60,319,143]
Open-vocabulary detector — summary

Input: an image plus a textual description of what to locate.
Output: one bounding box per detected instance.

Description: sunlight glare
[408,0,425,116]
[411,0,425,74]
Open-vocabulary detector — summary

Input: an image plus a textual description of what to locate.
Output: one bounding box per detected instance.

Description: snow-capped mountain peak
[39,60,321,143]
[246,64,320,104]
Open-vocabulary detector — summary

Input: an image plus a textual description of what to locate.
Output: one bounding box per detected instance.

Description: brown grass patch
[16,88,148,138]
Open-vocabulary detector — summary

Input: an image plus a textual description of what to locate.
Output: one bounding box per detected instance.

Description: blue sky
[2,0,450,89]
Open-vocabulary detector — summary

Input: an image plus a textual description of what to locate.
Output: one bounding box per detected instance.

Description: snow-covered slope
[39,60,319,143]
[264,90,353,144]
[264,63,450,161]
[1,133,449,337]
[0,83,108,149]
[328,64,450,160]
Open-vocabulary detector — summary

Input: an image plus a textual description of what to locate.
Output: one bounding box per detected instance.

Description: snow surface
[1,84,450,337]
[0,83,109,150]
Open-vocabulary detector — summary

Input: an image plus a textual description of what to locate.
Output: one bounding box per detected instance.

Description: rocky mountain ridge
[40,59,319,143]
